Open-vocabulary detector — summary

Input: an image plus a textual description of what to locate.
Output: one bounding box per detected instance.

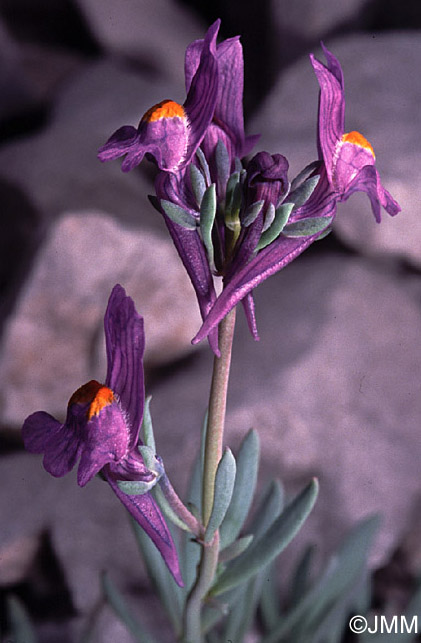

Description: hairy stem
[182,308,236,642]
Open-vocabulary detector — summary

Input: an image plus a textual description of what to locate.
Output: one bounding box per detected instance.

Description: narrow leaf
[161,200,197,230]
[249,479,284,540]
[205,448,236,543]
[131,519,183,633]
[260,561,280,632]
[211,478,319,596]
[101,572,157,643]
[219,535,254,563]
[283,215,333,238]
[289,544,315,607]
[141,395,155,453]
[190,163,206,207]
[7,596,37,643]
[288,174,320,208]
[220,429,260,549]
[290,160,321,192]
[215,139,231,191]
[262,515,380,643]
[180,453,202,593]
[117,479,157,495]
[256,202,295,251]
[261,203,276,233]
[225,171,240,213]
[242,200,264,227]
[195,146,211,185]
[223,578,259,643]
[200,184,216,270]
[153,484,190,532]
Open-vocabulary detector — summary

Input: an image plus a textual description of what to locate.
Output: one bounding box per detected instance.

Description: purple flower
[310,43,401,222]
[97,22,220,173]
[22,285,183,586]
[192,161,336,345]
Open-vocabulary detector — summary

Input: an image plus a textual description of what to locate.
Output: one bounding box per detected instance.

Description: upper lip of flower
[22,284,183,586]
[97,20,221,173]
[310,42,401,222]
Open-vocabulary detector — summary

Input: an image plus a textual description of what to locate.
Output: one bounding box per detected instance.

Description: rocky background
[0,0,420,641]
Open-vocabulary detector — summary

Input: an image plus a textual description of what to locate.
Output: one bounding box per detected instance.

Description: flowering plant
[21,19,400,643]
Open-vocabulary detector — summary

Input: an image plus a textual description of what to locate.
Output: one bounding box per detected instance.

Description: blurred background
[0,0,421,640]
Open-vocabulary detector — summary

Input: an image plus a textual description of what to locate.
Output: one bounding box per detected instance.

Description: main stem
[182,308,236,642]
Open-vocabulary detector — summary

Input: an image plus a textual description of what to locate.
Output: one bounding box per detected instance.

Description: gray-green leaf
[7,595,38,643]
[242,200,264,227]
[290,160,321,192]
[101,572,157,643]
[205,448,237,543]
[219,429,260,549]
[210,478,319,596]
[190,163,207,207]
[141,395,155,452]
[215,139,231,191]
[256,202,295,251]
[288,174,320,208]
[200,184,216,270]
[283,215,333,238]
[161,200,197,230]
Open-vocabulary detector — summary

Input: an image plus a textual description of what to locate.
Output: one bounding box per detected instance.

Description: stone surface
[271,0,369,40]
[0,58,180,228]
[250,32,421,265]
[0,211,202,427]
[74,0,203,84]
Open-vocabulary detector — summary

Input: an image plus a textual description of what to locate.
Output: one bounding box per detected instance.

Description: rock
[0,58,180,228]
[0,18,40,124]
[250,33,421,265]
[271,0,369,41]
[150,252,421,566]
[0,450,153,638]
[74,0,203,85]
[0,211,202,427]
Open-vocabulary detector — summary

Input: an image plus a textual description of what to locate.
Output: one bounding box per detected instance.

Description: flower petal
[241,292,260,341]
[105,473,183,586]
[77,401,131,486]
[342,164,401,222]
[185,26,257,163]
[22,411,81,478]
[104,285,145,448]
[310,44,345,182]
[97,126,139,164]
[181,20,220,169]
[155,172,220,355]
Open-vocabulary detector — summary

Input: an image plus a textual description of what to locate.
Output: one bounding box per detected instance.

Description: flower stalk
[182,307,236,642]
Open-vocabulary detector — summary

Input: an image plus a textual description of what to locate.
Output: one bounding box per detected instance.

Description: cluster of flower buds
[98,20,399,355]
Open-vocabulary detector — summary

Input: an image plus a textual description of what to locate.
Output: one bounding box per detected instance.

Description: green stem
[202,307,236,526]
[181,308,236,642]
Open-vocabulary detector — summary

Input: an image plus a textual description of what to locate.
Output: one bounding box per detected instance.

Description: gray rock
[0,450,151,637]
[74,0,204,85]
[271,0,369,41]
[250,33,421,265]
[0,58,180,228]
[0,211,202,427]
